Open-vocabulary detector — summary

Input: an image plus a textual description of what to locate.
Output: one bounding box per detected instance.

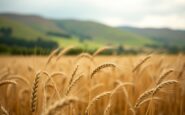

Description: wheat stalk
[42,71,61,99]
[156,69,174,85]
[90,83,104,91]
[104,84,124,115]
[8,75,30,88]
[45,48,60,67]
[153,80,178,95]
[134,89,155,108]
[44,96,79,115]
[0,71,9,81]
[133,55,151,72]
[93,46,113,56]
[69,65,79,85]
[45,72,67,85]
[177,62,185,79]
[77,53,94,62]
[50,72,67,78]
[42,71,61,114]
[90,63,116,78]
[115,80,134,111]
[0,80,16,87]
[104,104,111,115]
[0,105,9,115]
[85,91,111,115]
[56,46,74,61]
[65,74,83,95]
[115,80,134,87]
[134,80,178,109]
[135,97,160,109]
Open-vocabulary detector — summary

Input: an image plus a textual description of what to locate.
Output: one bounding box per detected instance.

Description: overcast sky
[0,0,185,29]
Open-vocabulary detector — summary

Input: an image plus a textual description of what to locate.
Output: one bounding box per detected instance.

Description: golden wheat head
[44,96,78,115]
[153,80,178,95]
[31,72,41,112]
[156,69,174,85]
[56,46,75,61]
[90,63,116,79]
[85,91,111,115]
[133,55,151,72]
[93,46,113,56]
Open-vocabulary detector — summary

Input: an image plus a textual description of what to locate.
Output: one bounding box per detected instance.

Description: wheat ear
[90,63,116,78]
[135,97,160,109]
[45,48,60,66]
[85,91,111,115]
[134,89,155,108]
[133,55,151,72]
[31,72,41,112]
[56,46,74,61]
[93,46,113,56]
[65,74,83,95]
[77,53,94,62]
[156,69,174,85]
[44,96,78,115]
[153,80,178,95]
[69,65,79,85]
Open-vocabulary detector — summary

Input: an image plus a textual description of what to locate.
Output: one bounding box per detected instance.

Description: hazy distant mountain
[118,26,185,47]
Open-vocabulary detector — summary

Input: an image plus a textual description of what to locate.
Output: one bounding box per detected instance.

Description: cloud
[0,0,185,29]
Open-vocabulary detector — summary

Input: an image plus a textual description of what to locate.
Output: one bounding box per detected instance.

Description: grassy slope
[54,20,155,46]
[119,27,185,47]
[0,17,45,40]
[0,13,156,48]
[0,13,66,34]
[50,36,102,50]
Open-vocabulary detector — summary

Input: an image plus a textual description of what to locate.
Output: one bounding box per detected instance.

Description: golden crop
[0,49,185,115]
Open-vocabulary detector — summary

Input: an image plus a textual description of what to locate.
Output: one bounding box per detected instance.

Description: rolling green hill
[0,13,66,35]
[0,13,184,54]
[0,13,155,48]
[0,17,45,40]
[118,26,185,47]
[54,20,154,46]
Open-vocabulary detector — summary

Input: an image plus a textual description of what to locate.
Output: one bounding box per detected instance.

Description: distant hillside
[0,17,45,40]
[54,20,154,46]
[118,26,185,47]
[0,13,155,47]
[0,13,66,34]
[0,13,184,54]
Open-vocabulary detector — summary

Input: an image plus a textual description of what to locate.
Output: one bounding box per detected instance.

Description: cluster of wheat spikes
[0,46,185,115]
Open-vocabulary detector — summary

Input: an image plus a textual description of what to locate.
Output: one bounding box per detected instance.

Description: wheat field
[0,48,185,115]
